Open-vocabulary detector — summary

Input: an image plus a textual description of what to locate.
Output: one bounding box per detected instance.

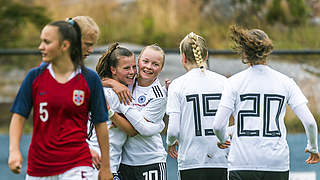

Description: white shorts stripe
[159,162,166,180]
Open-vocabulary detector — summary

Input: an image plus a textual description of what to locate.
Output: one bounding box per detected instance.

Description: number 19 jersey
[166,68,229,171]
[219,65,308,171]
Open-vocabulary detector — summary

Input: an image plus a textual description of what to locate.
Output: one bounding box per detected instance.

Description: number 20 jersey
[219,65,308,171]
[166,68,229,171]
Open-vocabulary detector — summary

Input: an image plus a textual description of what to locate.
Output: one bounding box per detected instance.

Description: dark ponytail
[49,20,83,70]
[96,42,134,79]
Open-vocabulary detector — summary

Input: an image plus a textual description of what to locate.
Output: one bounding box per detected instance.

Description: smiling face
[138,47,164,86]
[38,25,64,63]
[111,55,137,86]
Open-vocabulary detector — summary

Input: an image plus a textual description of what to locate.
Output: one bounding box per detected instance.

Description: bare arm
[102,77,132,105]
[95,122,113,180]
[110,112,138,137]
[8,113,26,174]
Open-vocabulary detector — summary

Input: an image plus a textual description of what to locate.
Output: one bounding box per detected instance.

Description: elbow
[128,130,138,137]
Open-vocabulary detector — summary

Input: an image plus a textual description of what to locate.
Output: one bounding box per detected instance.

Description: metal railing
[2,49,320,56]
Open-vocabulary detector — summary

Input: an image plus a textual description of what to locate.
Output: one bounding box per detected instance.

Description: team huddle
[8,16,320,180]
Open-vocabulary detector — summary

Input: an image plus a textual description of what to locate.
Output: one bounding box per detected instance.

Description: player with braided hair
[188,32,206,72]
[213,25,319,180]
[166,32,229,180]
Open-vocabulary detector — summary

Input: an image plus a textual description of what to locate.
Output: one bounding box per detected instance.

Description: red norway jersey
[11,65,108,176]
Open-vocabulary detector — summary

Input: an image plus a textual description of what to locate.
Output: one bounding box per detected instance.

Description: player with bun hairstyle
[213,25,320,180]
[166,32,229,180]
[8,20,112,180]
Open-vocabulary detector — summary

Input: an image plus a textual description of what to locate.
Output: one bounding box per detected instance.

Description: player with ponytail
[8,20,112,180]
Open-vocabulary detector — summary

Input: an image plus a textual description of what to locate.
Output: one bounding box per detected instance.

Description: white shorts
[26,166,93,180]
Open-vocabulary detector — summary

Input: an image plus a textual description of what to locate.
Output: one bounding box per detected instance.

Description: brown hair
[49,20,83,71]
[96,42,134,79]
[180,32,208,72]
[230,25,273,65]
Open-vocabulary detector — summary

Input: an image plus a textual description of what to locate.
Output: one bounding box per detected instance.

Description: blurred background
[0,0,319,179]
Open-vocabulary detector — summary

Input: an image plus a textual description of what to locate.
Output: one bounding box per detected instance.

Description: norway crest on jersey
[73,90,85,106]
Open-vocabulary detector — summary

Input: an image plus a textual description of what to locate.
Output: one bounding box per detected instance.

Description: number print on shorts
[39,102,48,122]
[237,94,285,137]
[186,93,221,136]
[143,170,158,180]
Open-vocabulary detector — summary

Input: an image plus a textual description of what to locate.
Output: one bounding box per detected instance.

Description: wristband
[108,109,115,119]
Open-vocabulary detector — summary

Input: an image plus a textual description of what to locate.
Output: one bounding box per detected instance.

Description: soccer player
[166,32,229,180]
[213,25,320,180]
[87,43,165,179]
[69,16,100,60]
[114,44,167,180]
[8,20,112,180]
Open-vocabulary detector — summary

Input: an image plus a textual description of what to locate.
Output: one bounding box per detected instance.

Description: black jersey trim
[152,85,163,98]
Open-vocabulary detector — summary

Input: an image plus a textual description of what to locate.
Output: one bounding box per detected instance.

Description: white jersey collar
[47,63,81,81]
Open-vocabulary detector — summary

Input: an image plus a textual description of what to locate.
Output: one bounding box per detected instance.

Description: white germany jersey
[167,68,229,170]
[121,78,167,166]
[219,65,308,171]
[87,87,130,173]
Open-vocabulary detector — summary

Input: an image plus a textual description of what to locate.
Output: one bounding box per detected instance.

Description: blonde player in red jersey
[166,32,229,180]
[213,25,319,180]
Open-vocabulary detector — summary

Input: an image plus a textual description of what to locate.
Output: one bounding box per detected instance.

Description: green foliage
[0,0,51,48]
[266,0,309,26]
[266,0,287,24]
[141,17,154,44]
[233,0,309,26]
[231,0,267,26]
[287,0,309,25]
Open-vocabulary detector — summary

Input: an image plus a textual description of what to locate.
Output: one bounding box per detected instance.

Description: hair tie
[67,18,75,25]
